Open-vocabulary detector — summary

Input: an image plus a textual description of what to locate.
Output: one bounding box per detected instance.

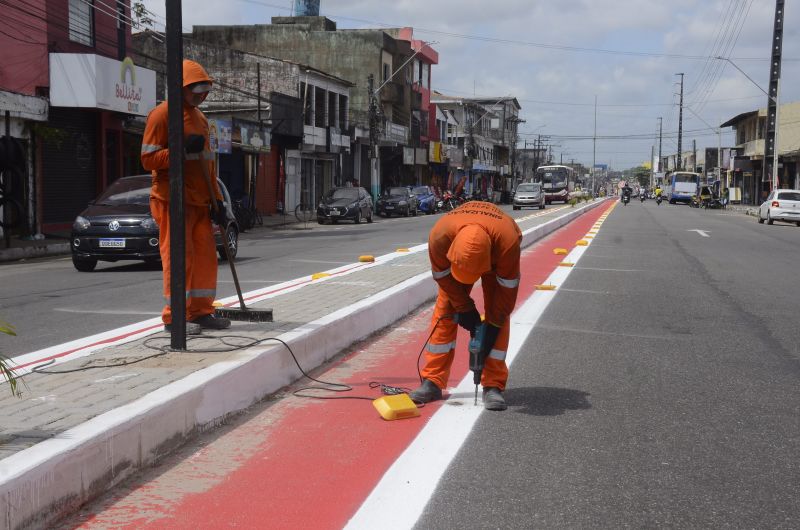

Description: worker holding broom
[410,201,522,411]
[141,59,230,335]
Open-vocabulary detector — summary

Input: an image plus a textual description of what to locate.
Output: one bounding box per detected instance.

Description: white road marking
[53,308,161,316]
[289,259,351,265]
[688,229,710,237]
[574,267,644,272]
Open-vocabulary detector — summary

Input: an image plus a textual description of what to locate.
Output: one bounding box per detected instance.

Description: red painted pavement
[70,202,612,530]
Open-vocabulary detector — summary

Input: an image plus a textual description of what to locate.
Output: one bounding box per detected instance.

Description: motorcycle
[621,194,630,205]
[440,191,458,211]
[656,195,663,206]
[640,194,646,203]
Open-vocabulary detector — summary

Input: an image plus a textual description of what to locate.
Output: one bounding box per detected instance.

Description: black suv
[376,186,419,217]
[317,186,374,224]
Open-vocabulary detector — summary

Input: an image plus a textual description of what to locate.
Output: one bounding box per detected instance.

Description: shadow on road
[505,386,591,416]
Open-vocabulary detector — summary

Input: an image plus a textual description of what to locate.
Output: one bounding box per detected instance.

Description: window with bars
[68,0,94,46]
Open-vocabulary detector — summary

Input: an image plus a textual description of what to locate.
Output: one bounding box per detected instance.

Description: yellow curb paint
[576,240,589,246]
[359,255,375,263]
[553,248,569,255]
[535,284,557,290]
[312,272,331,280]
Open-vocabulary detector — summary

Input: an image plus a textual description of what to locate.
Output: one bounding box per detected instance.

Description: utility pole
[676,73,684,171]
[367,74,379,199]
[657,116,663,172]
[692,139,697,173]
[165,0,186,350]
[592,95,597,195]
[765,0,784,190]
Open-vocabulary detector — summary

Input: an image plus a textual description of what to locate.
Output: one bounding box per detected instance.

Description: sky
[138,0,799,170]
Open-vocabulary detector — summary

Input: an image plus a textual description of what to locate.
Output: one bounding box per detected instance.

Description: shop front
[45,53,156,231]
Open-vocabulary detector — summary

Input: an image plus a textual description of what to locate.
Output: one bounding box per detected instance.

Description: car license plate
[330,210,340,216]
[385,205,394,209]
[99,238,125,248]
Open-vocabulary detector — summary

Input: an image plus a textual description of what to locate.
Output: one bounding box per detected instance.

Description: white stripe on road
[344,234,594,530]
[53,308,161,316]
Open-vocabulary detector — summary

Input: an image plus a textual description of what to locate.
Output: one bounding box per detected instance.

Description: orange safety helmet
[446,224,492,285]
[182,59,213,92]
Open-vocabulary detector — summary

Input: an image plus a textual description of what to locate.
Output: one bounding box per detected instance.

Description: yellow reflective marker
[535,284,557,290]
[212,301,223,308]
[359,255,375,263]
[373,394,420,421]
[553,248,569,255]
[311,272,331,280]
[558,262,574,267]
[576,240,589,246]
[396,248,410,253]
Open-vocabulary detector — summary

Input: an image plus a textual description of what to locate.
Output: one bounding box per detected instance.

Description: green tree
[132,1,154,30]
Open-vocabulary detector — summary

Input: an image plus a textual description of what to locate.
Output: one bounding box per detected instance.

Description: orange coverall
[141,60,223,325]
[423,202,522,390]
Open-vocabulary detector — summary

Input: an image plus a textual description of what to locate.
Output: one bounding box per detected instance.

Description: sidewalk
[0,212,309,264]
[0,200,607,530]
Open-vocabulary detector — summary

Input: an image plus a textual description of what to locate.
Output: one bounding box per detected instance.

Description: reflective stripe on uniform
[141,143,162,154]
[426,341,456,354]
[188,289,216,298]
[432,268,451,280]
[488,348,507,361]
[496,275,520,288]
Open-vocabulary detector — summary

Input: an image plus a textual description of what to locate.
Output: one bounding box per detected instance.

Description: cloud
[140,0,799,168]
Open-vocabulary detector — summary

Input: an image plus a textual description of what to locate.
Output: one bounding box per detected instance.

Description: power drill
[468,323,487,406]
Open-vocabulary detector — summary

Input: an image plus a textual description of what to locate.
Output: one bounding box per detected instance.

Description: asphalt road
[0,204,546,356]
[417,200,800,529]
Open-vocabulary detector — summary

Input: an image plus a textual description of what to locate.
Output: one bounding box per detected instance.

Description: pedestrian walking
[141,59,230,335]
[409,201,522,410]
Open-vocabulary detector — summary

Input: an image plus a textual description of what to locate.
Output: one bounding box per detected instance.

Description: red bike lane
[71,203,611,530]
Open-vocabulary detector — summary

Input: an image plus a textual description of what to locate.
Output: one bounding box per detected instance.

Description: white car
[758,189,800,226]
[512,182,546,210]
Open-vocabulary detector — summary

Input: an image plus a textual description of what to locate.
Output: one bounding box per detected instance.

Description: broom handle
[196,151,248,310]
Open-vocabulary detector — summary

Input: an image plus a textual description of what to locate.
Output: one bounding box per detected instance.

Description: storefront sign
[403,147,415,165]
[429,141,443,163]
[233,120,271,153]
[209,119,232,154]
[49,53,156,116]
[415,148,428,165]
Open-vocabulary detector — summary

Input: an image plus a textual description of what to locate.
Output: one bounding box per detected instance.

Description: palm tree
[1,320,21,397]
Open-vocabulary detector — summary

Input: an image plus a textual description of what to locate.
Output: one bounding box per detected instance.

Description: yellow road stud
[535,284,557,290]
[359,255,375,262]
[576,239,589,246]
[212,301,223,307]
[558,262,574,267]
[312,272,331,280]
[553,248,568,255]
[396,248,410,253]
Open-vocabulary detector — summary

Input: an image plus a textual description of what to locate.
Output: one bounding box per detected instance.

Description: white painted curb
[0,199,609,530]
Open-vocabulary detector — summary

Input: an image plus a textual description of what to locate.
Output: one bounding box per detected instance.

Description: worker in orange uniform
[141,59,230,335]
[410,201,522,410]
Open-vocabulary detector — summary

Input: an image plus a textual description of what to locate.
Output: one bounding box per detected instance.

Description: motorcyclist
[621,184,632,201]
[654,185,662,198]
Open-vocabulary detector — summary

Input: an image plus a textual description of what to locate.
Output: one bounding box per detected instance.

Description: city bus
[666,171,701,204]
[535,165,576,204]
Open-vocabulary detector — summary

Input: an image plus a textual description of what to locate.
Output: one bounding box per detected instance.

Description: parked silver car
[512,182,546,210]
[758,189,800,226]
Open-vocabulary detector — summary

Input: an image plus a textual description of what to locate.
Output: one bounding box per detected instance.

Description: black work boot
[409,379,443,403]
[164,321,202,335]
[190,314,231,330]
[482,387,507,411]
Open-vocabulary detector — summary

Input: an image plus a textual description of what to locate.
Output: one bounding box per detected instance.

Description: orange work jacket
[428,202,522,327]
[141,102,221,206]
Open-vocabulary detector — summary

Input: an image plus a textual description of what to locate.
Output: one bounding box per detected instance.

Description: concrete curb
[0,199,608,530]
[0,243,70,263]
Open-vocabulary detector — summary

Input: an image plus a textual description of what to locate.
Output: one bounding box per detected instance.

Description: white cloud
[141,0,799,168]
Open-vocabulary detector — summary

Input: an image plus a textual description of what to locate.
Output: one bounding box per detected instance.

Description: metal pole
[257,62,261,124]
[166,0,186,350]
[676,73,684,171]
[657,117,663,172]
[773,78,780,189]
[592,95,596,195]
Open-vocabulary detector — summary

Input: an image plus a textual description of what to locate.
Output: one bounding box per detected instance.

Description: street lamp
[716,56,779,189]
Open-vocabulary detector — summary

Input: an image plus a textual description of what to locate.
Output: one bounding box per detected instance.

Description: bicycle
[294,203,314,223]
[232,199,254,231]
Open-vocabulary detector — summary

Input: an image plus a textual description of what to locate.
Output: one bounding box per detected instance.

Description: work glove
[478,323,502,360]
[456,306,481,334]
[212,200,227,226]
[185,134,205,154]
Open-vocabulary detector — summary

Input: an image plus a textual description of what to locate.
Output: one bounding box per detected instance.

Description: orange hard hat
[447,225,491,285]
[182,59,213,91]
